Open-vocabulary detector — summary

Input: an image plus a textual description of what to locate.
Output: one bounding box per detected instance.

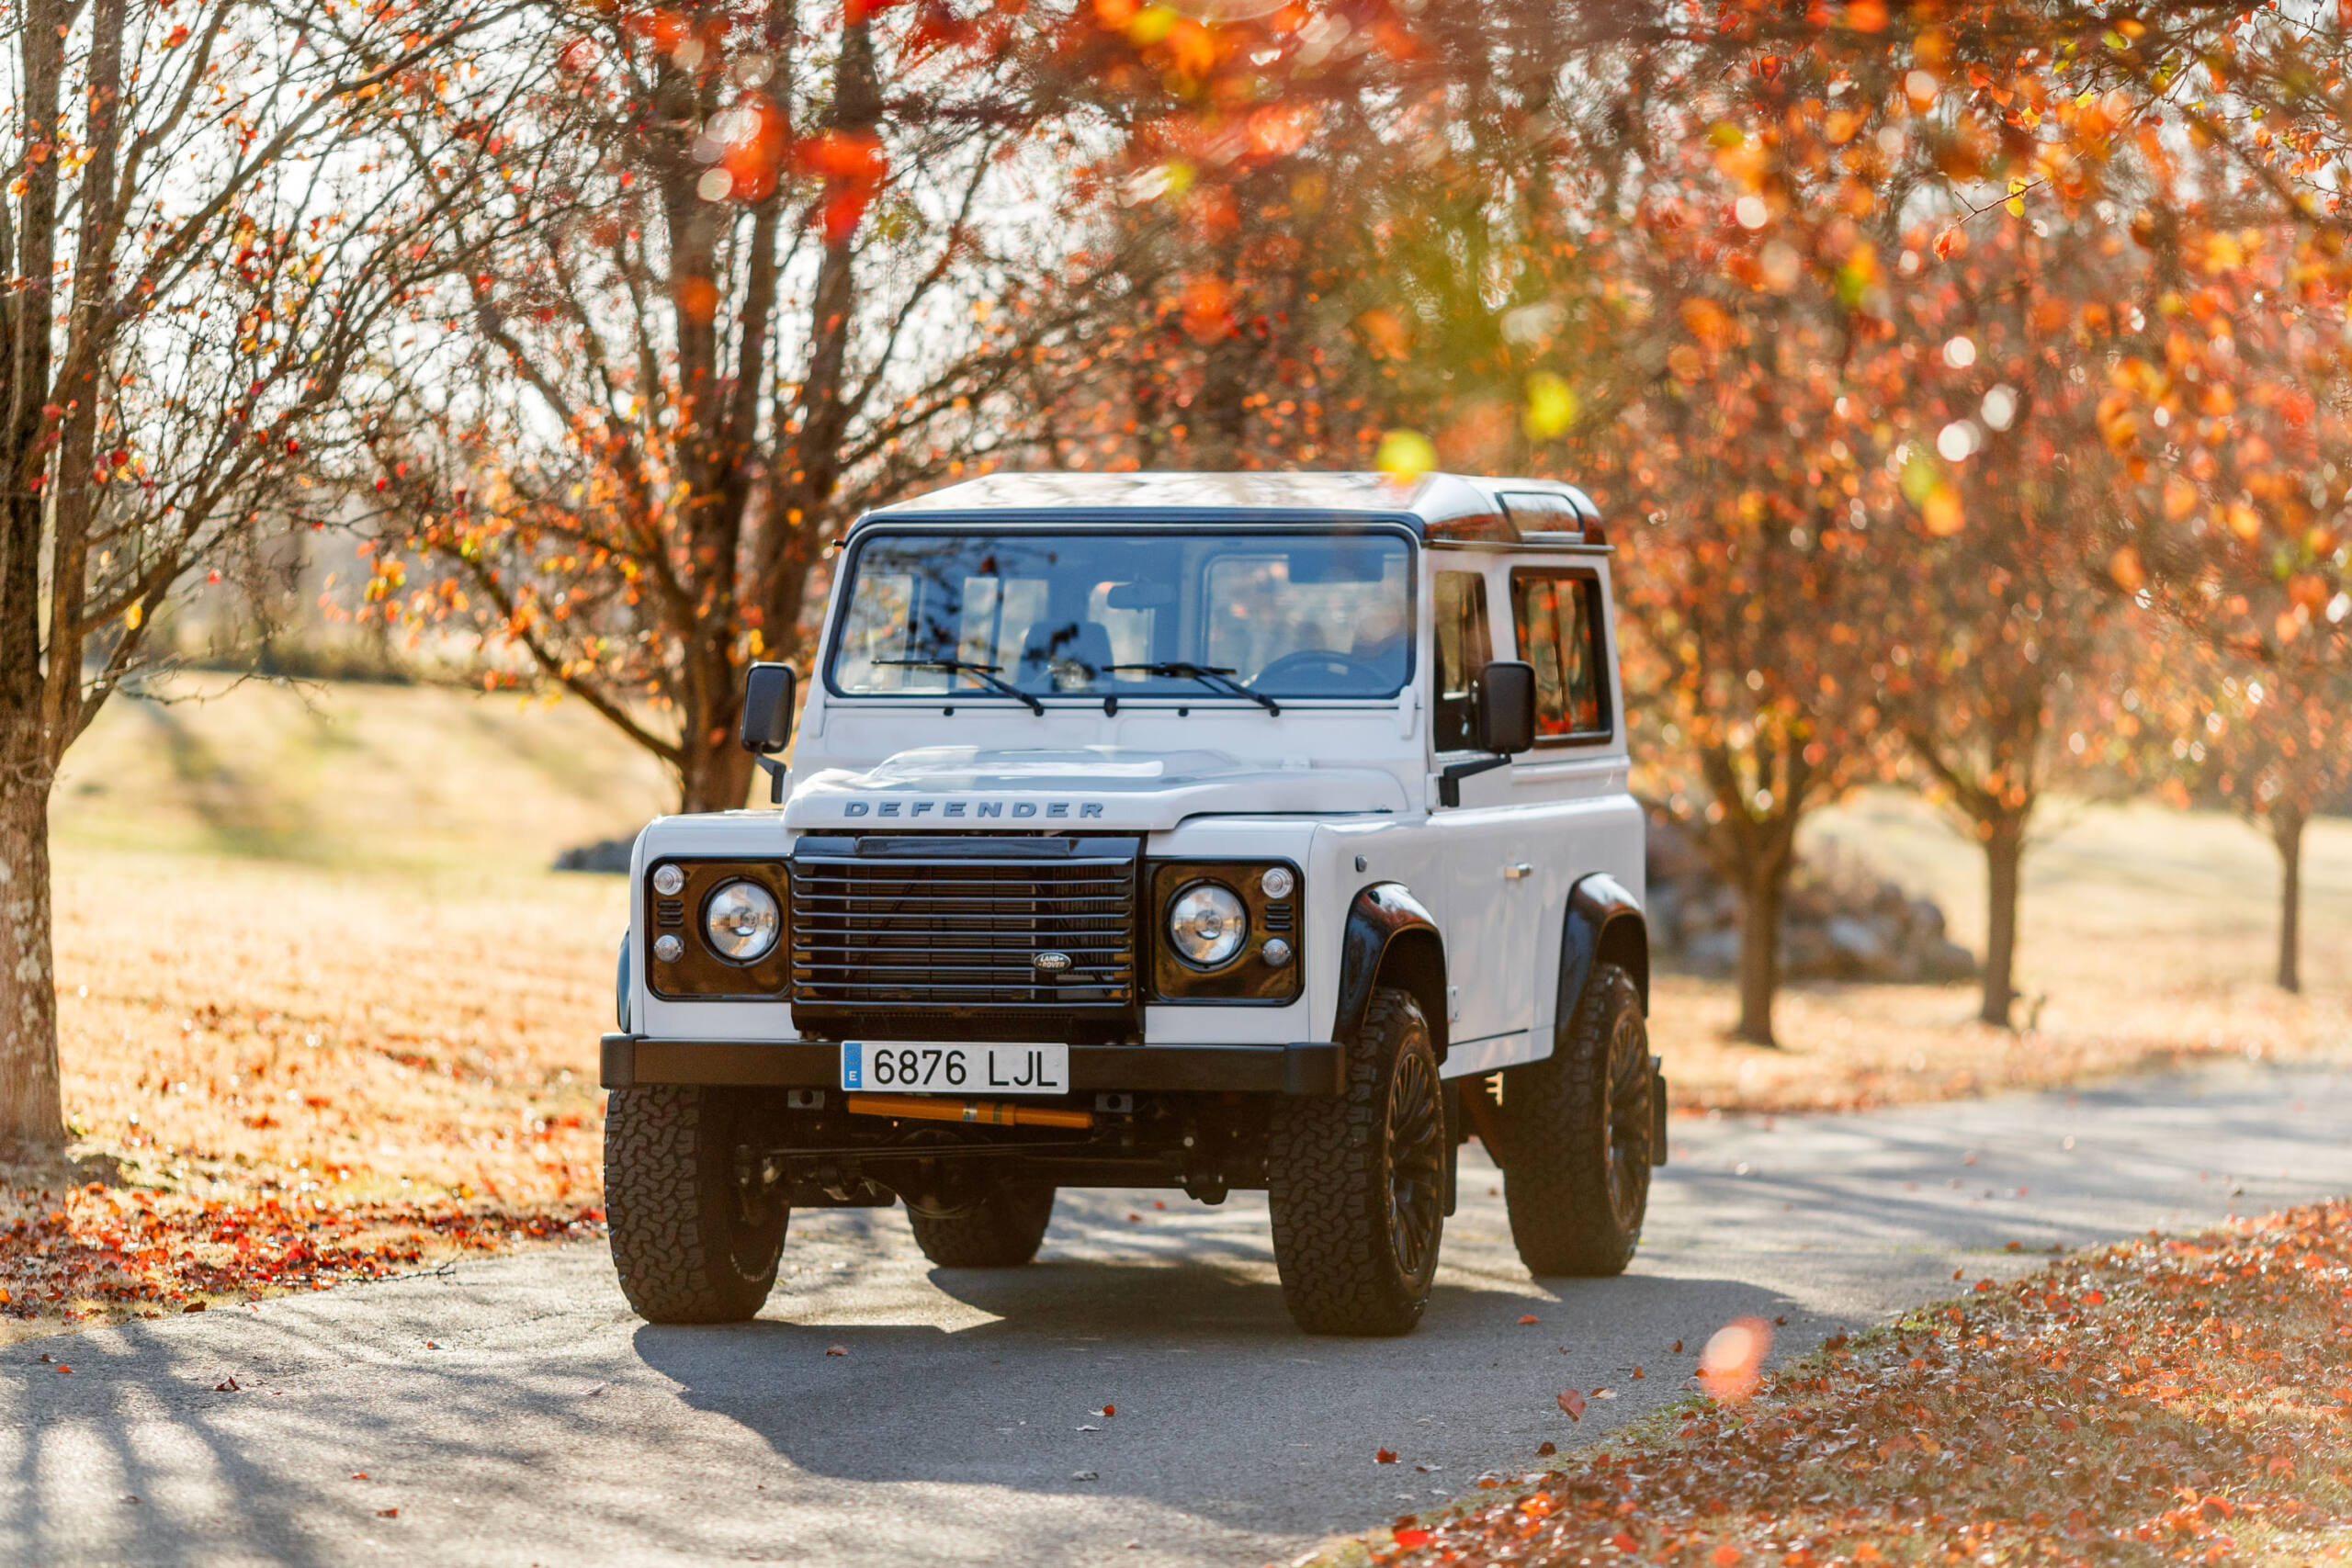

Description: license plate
[840,1042,1071,1096]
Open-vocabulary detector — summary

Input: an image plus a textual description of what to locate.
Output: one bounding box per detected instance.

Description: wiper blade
[876,658,1045,715]
[1106,661,1280,715]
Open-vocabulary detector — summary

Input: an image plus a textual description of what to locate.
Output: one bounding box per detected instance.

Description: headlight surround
[1167,880,1249,969]
[704,879,782,964]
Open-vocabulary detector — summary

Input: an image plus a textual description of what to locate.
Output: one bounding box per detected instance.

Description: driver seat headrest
[1014,619,1114,688]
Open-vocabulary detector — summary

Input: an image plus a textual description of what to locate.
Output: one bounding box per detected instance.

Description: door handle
[1503,863,1533,881]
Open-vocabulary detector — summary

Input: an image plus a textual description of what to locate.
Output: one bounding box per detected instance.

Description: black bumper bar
[600,1035,1344,1096]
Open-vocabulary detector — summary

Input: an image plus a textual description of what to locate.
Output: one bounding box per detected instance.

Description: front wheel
[1267,986,1446,1336]
[605,1085,789,1323]
[1496,961,1654,1276]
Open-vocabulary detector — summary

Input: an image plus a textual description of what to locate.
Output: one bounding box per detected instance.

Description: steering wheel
[1251,649,1391,694]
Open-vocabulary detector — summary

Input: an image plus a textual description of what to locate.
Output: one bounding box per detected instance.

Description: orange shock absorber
[845,1093,1094,1131]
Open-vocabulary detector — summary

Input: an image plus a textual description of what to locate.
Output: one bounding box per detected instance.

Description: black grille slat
[788,840,1141,1042]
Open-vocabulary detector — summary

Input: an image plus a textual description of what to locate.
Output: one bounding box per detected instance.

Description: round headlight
[704,880,781,964]
[1168,882,1248,969]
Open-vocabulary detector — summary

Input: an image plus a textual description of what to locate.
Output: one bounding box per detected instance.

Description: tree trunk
[0,757,62,1157]
[1980,817,2024,1028]
[2274,803,2304,995]
[1734,861,1784,1047]
[678,721,756,815]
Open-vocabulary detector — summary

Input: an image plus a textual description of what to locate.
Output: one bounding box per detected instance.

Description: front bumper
[599,1034,1344,1096]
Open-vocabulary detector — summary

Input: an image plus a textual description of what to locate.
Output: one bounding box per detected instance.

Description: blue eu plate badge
[842,1042,863,1089]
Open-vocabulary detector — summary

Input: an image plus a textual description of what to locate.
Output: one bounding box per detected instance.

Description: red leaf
[1375,1448,1398,1464]
[1557,1387,1587,1420]
[1394,1528,1431,1549]
[1517,1314,1540,1325]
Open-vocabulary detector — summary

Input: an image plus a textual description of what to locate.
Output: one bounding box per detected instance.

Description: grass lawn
[1335,1198,2352,1568]
[2,676,2346,1335]
[1655,791,2352,1113]
[3,678,670,1336]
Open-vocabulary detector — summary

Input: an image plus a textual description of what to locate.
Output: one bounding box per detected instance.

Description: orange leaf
[1557,1387,1587,1420]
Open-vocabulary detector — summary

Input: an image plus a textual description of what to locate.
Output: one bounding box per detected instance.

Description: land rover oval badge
[1033,951,1073,974]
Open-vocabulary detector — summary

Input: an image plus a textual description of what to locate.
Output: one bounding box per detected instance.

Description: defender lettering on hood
[839,799,1105,819]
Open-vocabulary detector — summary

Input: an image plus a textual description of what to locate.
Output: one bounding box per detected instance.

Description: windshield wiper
[876,658,1045,715]
[1106,661,1280,716]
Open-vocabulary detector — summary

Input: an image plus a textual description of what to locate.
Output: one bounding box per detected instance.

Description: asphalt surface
[8,1060,2351,1568]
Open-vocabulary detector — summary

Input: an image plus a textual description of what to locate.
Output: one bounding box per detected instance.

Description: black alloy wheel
[1267,985,1446,1336]
[1385,1045,1447,1282]
[1495,961,1653,1277]
[1600,1000,1653,1235]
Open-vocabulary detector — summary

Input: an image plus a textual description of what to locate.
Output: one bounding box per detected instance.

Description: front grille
[787,835,1141,1043]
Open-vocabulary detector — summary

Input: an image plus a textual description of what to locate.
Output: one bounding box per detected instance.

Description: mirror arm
[1437,753,1510,808]
[754,755,788,806]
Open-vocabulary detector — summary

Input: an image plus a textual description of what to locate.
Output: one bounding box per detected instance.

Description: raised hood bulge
[783,747,1408,832]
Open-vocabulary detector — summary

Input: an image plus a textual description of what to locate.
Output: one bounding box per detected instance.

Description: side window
[1431,570,1491,752]
[1510,570,1610,741]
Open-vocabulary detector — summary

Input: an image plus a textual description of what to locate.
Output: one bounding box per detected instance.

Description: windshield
[828,528,1414,702]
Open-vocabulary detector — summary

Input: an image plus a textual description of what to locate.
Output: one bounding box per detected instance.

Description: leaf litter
[1357,1199,2352,1568]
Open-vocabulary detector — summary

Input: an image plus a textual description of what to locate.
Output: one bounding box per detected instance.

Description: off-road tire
[1497,961,1653,1277]
[605,1085,789,1324]
[907,1184,1057,1268]
[1267,986,1446,1336]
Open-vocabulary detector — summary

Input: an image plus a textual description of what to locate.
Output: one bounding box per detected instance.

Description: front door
[1427,564,1541,1056]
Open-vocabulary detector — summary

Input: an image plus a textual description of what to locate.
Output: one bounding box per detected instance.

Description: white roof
[863,470,1600,527]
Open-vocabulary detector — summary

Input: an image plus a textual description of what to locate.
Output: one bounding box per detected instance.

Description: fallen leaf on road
[1671,1339,1683,1353]
[182,1302,206,1314]
[1376,1449,1398,1464]
[1076,1424,1101,1432]
[376,1507,398,1518]
[1535,1440,1556,1456]
[1632,1365,1645,1378]
[1095,1404,1115,1417]
[824,1345,847,1357]
[1558,1388,1587,1420]
[214,1377,239,1392]
[1593,1388,1617,1399]
[351,1472,368,1481]
[1125,1213,1141,1223]
[1517,1314,1540,1325]
[1071,1470,1098,1481]
[1394,1528,1431,1549]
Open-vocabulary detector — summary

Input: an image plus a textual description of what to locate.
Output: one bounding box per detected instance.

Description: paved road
[9,1061,2351,1568]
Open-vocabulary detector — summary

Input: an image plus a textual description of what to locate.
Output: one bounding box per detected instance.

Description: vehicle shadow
[626,1245,1811,1540]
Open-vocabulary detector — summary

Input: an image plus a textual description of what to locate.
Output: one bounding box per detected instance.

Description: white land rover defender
[600,471,1663,1337]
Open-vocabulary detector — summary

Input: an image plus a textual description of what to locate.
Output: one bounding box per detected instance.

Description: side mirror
[739,662,797,756]
[1475,660,1537,756]
[1439,660,1537,808]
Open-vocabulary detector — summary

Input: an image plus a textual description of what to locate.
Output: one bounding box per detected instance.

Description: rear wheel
[605,1085,789,1323]
[907,1183,1057,1268]
[1497,961,1653,1276]
[1267,986,1445,1336]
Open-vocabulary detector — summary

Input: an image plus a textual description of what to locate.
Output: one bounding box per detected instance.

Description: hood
[783,747,1409,832]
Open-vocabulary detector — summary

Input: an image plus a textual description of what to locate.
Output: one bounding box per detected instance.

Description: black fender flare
[1332,883,1448,1059]
[1555,872,1665,1166]
[1555,873,1650,1031]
